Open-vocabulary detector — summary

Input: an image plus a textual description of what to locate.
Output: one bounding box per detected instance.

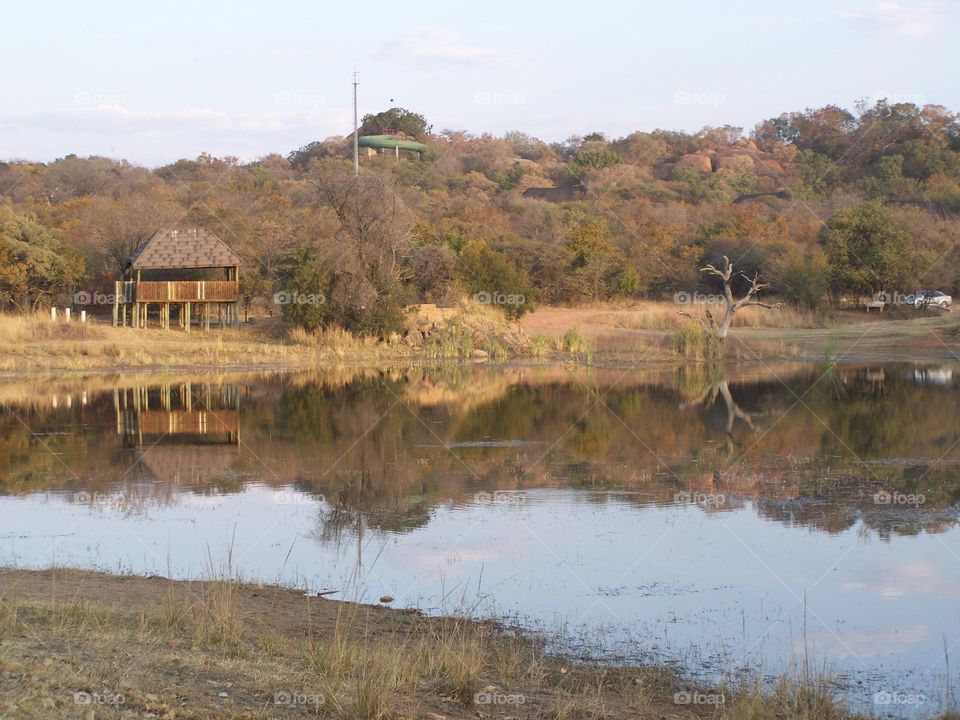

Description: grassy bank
[2,299,959,375]
[0,301,540,374]
[0,568,923,720]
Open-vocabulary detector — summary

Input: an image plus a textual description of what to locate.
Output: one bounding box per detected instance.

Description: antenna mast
[352,70,359,177]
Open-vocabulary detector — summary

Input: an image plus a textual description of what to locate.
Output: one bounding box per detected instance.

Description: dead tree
[680,255,781,340]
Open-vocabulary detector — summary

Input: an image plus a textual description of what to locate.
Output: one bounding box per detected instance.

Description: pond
[1,362,958,716]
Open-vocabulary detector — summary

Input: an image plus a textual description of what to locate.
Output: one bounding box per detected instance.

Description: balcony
[116,280,239,303]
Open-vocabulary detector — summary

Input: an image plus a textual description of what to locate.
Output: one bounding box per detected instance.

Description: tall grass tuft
[530,334,552,359]
[558,328,594,364]
[675,323,724,360]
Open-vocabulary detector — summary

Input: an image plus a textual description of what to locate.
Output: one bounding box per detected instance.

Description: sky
[1,0,958,166]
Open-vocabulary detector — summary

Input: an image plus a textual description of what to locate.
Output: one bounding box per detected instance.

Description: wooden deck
[113,280,241,330]
[116,280,238,303]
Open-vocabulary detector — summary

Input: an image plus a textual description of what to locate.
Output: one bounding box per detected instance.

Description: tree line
[1,99,959,334]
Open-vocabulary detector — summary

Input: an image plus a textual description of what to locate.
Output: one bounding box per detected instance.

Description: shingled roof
[129,228,241,270]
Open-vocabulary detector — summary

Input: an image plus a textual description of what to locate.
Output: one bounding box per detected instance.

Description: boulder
[714,154,755,174]
[675,153,713,173]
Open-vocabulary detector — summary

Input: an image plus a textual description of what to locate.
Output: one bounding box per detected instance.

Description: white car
[913,290,952,309]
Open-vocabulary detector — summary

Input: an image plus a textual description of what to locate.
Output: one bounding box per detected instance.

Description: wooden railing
[132,409,240,436]
[122,280,239,302]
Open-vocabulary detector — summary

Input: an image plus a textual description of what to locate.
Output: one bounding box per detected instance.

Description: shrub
[457,239,533,319]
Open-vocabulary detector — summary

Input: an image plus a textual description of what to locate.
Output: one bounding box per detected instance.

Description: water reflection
[114,382,241,491]
[1,363,959,714]
[2,364,959,534]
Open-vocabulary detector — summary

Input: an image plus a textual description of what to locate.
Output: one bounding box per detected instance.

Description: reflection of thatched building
[115,382,241,485]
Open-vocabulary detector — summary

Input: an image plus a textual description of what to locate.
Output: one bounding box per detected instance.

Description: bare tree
[680,255,781,340]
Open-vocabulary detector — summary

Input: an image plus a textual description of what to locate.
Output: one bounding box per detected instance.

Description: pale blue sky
[1,0,957,165]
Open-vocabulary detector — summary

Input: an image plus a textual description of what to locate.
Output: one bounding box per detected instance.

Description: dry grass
[609,299,821,332]
[0,304,538,373]
[0,568,910,720]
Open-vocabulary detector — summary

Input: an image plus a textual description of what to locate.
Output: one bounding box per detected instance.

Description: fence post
[51,307,57,321]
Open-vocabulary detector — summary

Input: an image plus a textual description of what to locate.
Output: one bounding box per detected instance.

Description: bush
[771,247,831,309]
[457,239,533,319]
[278,246,332,332]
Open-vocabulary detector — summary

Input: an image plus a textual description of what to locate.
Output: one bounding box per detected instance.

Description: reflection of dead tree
[679,256,781,340]
[684,380,757,435]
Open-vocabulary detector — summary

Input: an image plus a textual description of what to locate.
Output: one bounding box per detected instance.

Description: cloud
[0,104,353,165]
[0,105,348,135]
[840,2,946,38]
[374,28,510,67]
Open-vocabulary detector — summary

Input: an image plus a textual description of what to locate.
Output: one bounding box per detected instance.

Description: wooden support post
[184,302,191,333]
[204,303,210,331]
[113,282,119,327]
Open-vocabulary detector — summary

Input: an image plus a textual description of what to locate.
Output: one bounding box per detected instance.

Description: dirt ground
[0,568,714,720]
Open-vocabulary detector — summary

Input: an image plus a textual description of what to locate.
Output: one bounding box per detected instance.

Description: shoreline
[0,308,957,379]
[0,567,863,719]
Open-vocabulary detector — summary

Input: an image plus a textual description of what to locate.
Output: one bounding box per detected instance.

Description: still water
[1,363,958,715]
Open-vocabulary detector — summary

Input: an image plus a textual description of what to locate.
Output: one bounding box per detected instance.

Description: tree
[61,185,180,275]
[0,212,85,310]
[310,164,415,335]
[680,256,780,340]
[820,202,912,297]
[277,246,332,331]
[359,108,429,139]
[457,239,533,319]
[564,220,622,301]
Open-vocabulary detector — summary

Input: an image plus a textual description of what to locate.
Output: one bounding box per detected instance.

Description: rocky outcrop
[674,152,714,173]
